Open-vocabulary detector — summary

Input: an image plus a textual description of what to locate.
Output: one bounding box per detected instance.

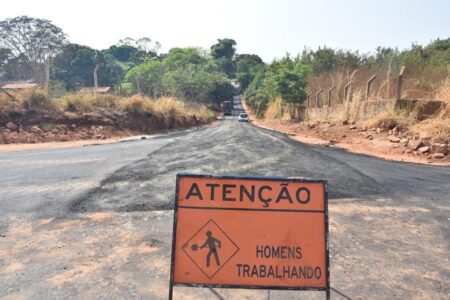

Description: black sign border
[169,173,330,300]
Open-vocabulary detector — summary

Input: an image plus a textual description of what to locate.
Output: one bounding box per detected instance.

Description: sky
[1,0,449,62]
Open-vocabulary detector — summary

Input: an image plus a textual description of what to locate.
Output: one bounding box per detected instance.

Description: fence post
[396,66,405,100]
[344,81,353,103]
[327,86,335,107]
[307,93,312,108]
[316,89,323,108]
[366,75,377,101]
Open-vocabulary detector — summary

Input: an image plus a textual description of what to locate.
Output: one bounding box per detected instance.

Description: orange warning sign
[169,174,329,297]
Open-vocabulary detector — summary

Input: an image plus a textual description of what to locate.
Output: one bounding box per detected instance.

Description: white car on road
[238,113,249,122]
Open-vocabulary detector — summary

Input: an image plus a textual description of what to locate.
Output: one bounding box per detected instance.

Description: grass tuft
[20,90,56,111]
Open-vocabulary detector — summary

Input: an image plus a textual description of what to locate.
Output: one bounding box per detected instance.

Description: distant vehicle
[238,113,249,122]
[223,101,233,116]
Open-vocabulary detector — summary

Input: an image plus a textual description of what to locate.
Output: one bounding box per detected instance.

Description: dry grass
[116,95,214,122]
[153,97,215,123]
[364,111,414,131]
[411,117,450,143]
[1,90,56,116]
[0,95,16,117]
[434,76,450,102]
[19,90,56,111]
[341,88,365,121]
[117,95,153,114]
[410,102,450,143]
[309,65,448,103]
[1,91,215,129]
[264,98,293,120]
[363,102,449,143]
[60,94,118,112]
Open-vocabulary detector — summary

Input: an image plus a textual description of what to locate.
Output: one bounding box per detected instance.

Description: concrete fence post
[316,89,323,108]
[366,75,377,101]
[344,81,353,103]
[307,93,313,108]
[327,86,335,107]
[396,66,405,100]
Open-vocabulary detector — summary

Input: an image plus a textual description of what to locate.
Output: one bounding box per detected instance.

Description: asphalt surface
[0,98,449,299]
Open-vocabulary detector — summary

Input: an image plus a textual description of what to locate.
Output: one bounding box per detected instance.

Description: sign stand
[169,174,330,300]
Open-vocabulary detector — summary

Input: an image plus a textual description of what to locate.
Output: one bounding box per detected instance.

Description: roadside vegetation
[0,15,448,148]
[0,16,234,143]
[1,89,214,122]
[239,38,449,146]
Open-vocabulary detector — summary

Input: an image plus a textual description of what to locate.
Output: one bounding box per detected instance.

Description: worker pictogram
[181,219,239,279]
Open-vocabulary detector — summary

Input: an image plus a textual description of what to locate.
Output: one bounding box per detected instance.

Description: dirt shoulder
[0,120,221,154]
[242,100,450,166]
[0,134,142,153]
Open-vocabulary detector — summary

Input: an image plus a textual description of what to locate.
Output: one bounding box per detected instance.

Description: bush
[60,94,93,112]
[20,90,55,111]
[117,95,153,114]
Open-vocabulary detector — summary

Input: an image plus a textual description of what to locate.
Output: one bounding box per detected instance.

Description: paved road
[1,98,449,299]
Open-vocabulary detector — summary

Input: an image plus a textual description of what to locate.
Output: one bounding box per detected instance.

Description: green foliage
[271,59,309,103]
[235,54,264,90]
[124,47,234,104]
[51,43,124,90]
[210,38,237,78]
[105,45,155,64]
[125,59,162,96]
[240,38,449,117]
[242,55,310,115]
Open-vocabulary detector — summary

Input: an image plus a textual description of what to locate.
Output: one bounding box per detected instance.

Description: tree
[124,46,234,104]
[271,59,309,103]
[51,43,123,90]
[125,59,162,96]
[235,54,265,90]
[118,37,161,54]
[0,16,67,64]
[0,47,11,78]
[210,38,237,78]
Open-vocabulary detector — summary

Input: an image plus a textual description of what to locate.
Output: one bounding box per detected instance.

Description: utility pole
[94,64,99,94]
[45,59,50,97]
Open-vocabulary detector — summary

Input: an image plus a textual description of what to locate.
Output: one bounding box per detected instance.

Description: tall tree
[210,38,237,78]
[0,16,67,64]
